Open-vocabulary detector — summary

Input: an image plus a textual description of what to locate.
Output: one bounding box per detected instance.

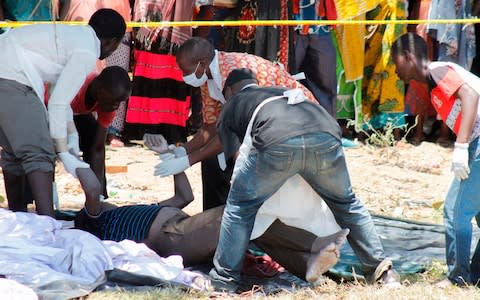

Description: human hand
[154,156,190,177]
[451,142,470,180]
[67,131,80,156]
[169,144,187,157]
[58,152,90,178]
[143,133,169,153]
[158,144,187,160]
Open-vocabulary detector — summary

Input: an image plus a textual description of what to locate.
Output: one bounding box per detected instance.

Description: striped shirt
[76,205,162,242]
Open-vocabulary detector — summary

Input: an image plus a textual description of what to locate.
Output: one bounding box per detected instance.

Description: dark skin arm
[88,124,108,191]
[77,166,194,214]
[185,123,223,166]
[76,167,102,216]
[188,134,223,166]
[156,172,194,209]
[455,83,479,144]
[184,123,217,154]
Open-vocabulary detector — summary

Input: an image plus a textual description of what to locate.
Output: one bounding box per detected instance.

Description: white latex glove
[143,133,169,153]
[67,131,80,156]
[160,152,176,161]
[154,156,190,177]
[58,152,90,178]
[159,144,187,161]
[169,144,187,157]
[451,142,470,180]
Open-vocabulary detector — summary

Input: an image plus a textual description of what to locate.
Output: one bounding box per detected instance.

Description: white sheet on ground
[0,278,38,300]
[0,209,209,299]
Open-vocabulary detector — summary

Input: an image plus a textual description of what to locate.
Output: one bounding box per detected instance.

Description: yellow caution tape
[1,18,480,28]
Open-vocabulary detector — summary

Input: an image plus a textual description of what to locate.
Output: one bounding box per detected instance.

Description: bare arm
[88,125,108,190]
[188,134,223,166]
[156,172,194,209]
[455,83,479,143]
[76,167,102,216]
[184,123,217,154]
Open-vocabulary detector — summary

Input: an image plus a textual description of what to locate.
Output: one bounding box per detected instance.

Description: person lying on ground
[73,166,349,284]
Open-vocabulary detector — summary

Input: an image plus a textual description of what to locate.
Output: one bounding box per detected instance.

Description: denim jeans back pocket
[257,149,294,175]
[313,141,342,174]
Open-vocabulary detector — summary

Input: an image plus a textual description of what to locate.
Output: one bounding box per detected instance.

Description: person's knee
[21,152,56,174]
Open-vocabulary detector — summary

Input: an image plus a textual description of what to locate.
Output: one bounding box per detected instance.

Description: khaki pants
[150,206,318,280]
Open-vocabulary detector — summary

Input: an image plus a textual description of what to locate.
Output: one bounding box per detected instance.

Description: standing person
[0,8,126,217]
[392,32,480,286]
[291,0,337,117]
[59,0,133,147]
[123,0,195,145]
[156,37,316,211]
[208,68,399,291]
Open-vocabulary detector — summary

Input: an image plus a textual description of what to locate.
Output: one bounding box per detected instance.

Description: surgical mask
[183,61,208,87]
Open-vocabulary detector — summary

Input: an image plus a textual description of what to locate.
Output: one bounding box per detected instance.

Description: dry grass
[86,262,480,299]
[87,281,480,300]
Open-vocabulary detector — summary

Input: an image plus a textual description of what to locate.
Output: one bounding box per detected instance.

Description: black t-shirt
[217,86,342,159]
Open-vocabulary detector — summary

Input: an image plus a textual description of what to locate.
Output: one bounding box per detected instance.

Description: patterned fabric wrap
[126,50,191,126]
[201,51,317,124]
[361,0,407,128]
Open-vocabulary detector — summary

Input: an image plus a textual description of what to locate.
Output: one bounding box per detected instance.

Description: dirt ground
[0,140,453,225]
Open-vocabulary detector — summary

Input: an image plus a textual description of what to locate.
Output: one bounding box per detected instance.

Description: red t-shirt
[70,73,116,128]
[45,73,116,128]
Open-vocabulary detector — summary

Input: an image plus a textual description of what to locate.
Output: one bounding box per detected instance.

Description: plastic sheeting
[331,214,480,280]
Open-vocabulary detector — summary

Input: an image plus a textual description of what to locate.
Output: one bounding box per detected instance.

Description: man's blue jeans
[444,139,480,285]
[211,132,385,285]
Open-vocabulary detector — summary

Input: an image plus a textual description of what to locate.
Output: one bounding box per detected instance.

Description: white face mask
[183,61,208,87]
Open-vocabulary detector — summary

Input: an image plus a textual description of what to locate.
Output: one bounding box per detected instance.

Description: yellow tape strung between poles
[1,18,480,28]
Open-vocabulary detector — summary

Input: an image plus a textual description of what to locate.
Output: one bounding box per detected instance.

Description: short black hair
[391,32,428,62]
[177,37,215,63]
[88,8,126,39]
[97,66,131,99]
[224,68,257,89]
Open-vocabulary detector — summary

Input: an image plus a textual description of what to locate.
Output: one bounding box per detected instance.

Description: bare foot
[306,229,350,283]
[311,228,350,253]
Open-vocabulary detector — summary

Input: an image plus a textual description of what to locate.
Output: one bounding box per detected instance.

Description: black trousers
[200,155,234,210]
